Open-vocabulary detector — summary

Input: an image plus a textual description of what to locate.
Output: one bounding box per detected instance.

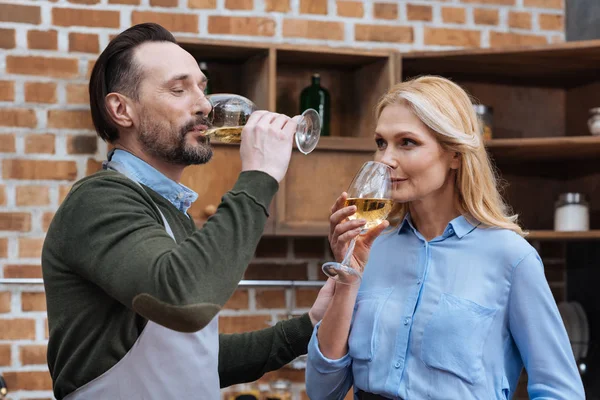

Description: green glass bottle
[199,61,212,95]
[300,73,330,136]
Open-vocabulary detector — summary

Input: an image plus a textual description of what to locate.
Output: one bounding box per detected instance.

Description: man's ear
[105,92,135,129]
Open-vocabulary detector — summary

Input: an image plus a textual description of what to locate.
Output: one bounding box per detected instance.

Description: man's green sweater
[41,169,314,399]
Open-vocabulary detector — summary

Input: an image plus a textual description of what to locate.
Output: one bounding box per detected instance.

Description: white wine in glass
[205,94,321,154]
[322,161,394,285]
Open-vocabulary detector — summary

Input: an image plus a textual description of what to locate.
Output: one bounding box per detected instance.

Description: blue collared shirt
[110,149,198,214]
[307,215,584,400]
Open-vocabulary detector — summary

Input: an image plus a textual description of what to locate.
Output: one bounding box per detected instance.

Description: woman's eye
[402,138,417,146]
[375,138,386,149]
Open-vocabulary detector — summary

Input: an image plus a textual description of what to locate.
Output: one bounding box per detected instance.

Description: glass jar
[473,104,493,140]
[263,379,292,400]
[588,107,600,135]
[554,193,589,232]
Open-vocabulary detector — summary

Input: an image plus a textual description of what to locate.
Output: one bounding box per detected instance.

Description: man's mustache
[181,116,212,136]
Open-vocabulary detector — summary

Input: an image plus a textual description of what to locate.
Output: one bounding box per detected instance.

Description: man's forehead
[134,41,198,75]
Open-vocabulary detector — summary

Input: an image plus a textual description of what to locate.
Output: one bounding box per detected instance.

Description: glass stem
[341,236,358,267]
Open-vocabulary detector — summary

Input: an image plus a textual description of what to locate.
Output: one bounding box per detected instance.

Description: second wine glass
[205,94,321,155]
[322,161,394,285]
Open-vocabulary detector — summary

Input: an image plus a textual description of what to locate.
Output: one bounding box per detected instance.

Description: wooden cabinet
[177,38,395,235]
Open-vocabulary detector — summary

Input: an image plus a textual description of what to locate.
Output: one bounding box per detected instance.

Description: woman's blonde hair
[377,76,524,236]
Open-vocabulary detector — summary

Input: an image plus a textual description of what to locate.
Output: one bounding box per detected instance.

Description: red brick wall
[0,0,565,398]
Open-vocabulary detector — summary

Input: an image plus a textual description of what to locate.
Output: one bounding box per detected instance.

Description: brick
[27,29,58,50]
[86,158,102,176]
[0,108,37,128]
[295,288,319,308]
[0,134,16,153]
[42,212,55,232]
[188,0,216,8]
[265,0,289,12]
[256,289,286,309]
[109,0,140,4]
[22,292,46,312]
[524,0,562,8]
[0,213,31,232]
[25,134,56,154]
[490,31,547,47]
[460,0,515,4]
[0,345,11,366]
[6,56,79,78]
[0,28,15,49]
[0,185,4,205]
[67,135,98,154]
[255,237,288,258]
[219,315,271,334]
[48,110,93,130]
[87,59,96,79]
[3,159,78,180]
[294,237,326,258]
[25,82,57,104]
[539,14,563,31]
[0,4,41,24]
[226,0,253,10]
[373,3,398,20]
[407,4,433,21]
[442,7,466,24]
[355,24,413,43]
[150,0,178,6]
[0,319,36,340]
[16,186,50,206]
[424,27,480,47]
[0,238,7,258]
[69,32,99,54]
[69,0,100,3]
[0,81,15,101]
[132,11,198,33]
[509,11,532,29]
[66,83,89,104]
[3,371,52,391]
[300,0,327,14]
[45,318,49,338]
[245,263,308,280]
[223,289,248,310]
[4,265,42,279]
[283,19,343,40]
[18,238,44,258]
[59,185,72,203]
[0,293,10,313]
[53,8,120,28]
[474,8,499,25]
[210,16,275,36]
[336,1,363,17]
[20,345,47,365]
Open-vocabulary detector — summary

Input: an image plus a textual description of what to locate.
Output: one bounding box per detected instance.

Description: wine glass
[205,93,321,155]
[322,161,394,285]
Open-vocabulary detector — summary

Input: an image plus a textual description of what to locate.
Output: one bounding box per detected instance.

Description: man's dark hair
[89,23,177,143]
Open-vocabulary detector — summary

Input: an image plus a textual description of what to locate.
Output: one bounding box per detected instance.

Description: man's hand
[308,279,335,326]
[240,111,300,183]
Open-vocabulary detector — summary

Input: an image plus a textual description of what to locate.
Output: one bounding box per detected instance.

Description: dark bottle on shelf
[199,61,212,95]
[300,73,330,136]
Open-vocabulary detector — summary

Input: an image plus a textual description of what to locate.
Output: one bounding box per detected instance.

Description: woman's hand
[328,192,389,275]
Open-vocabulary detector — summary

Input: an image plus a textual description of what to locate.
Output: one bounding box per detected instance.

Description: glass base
[296,108,321,155]
[322,262,362,285]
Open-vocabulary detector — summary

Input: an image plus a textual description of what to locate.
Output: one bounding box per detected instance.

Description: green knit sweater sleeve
[218,313,314,387]
[48,170,277,333]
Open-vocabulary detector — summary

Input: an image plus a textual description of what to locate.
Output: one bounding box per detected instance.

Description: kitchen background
[0,0,583,399]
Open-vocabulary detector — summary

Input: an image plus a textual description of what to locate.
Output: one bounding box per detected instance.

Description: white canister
[554,193,589,231]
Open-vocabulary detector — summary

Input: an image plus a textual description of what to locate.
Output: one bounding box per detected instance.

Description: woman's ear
[450,152,461,170]
[106,93,135,129]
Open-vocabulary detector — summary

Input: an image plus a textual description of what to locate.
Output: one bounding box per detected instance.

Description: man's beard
[138,115,213,166]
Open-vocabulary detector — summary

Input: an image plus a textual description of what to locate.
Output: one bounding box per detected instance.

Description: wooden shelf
[402,39,600,87]
[526,230,600,241]
[486,135,600,163]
